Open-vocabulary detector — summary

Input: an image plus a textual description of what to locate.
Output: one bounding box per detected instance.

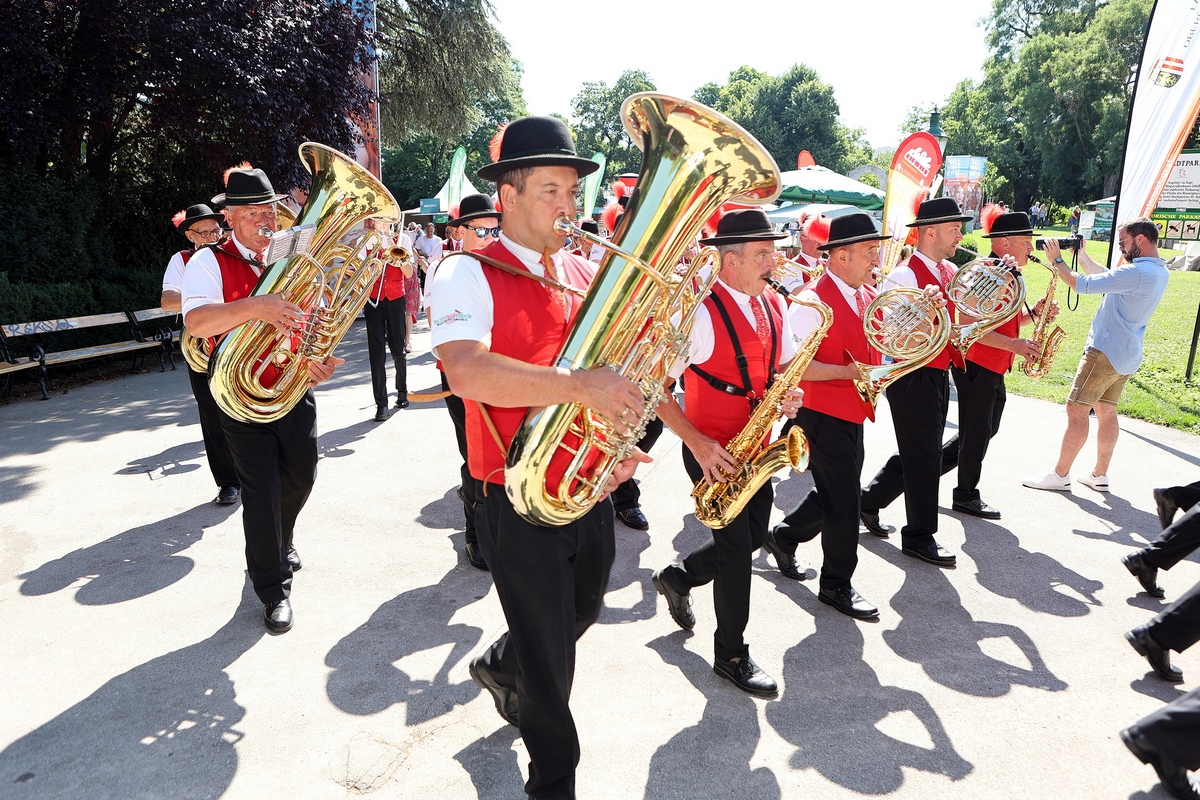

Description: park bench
[0,308,179,400]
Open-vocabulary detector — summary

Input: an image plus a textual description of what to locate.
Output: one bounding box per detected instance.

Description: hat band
[225,191,277,201]
[498,146,580,160]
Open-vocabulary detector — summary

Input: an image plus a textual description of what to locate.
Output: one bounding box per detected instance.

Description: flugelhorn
[772,251,823,287]
[949,245,1026,354]
[1020,253,1066,378]
[504,92,781,527]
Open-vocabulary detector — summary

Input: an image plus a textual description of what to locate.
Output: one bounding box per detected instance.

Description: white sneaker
[1023,470,1072,491]
[1078,472,1110,492]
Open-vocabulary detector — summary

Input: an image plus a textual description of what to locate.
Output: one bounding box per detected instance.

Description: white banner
[1113,0,1200,266]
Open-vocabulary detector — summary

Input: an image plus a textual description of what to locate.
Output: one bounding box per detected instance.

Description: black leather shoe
[1126,625,1184,683]
[818,586,879,619]
[215,485,239,505]
[902,541,957,567]
[287,546,302,571]
[712,654,778,697]
[1154,488,1179,530]
[373,406,388,422]
[652,569,695,631]
[395,398,410,409]
[762,530,805,581]
[469,656,518,726]
[1123,551,1165,598]
[952,498,1001,519]
[464,541,489,571]
[1122,725,1200,799]
[616,506,649,531]
[264,598,293,634]
[860,511,894,538]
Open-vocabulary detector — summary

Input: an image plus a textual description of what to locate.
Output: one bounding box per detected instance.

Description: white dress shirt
[181,235,264,319]
[669,280,799,379]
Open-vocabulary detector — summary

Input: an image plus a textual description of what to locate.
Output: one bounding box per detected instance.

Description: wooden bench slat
[42,340,162,366]
[131,308,179,323]
[2,313,130,338]
[0,360,39,375]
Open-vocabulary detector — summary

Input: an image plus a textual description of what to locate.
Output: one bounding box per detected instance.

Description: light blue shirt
[1075,256,1168,374]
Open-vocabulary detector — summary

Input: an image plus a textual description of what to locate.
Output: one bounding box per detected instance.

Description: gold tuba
[692,279,830,529]
[1020,254,1067,378]
[948,247,1027,354]
[209,143,400,423]
[504,92,781,526]
[851,284,952,405]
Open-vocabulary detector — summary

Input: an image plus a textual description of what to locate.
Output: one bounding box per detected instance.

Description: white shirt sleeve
[669,305,713,379]
[885,264,918,290]
[162,252,187,294]
[786,289,826,344]
[777,298,798,365]
[429,254,495,356]
[180,247,225,320]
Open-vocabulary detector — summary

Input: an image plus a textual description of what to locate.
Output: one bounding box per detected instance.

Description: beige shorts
[1067,347,1129,407]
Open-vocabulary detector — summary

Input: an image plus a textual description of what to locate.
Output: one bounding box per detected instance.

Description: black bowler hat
[448,193,501,227]
[174,204,224,234]
[698,208,788,246]
[821,212,889,250]
[477,116,600,182]
[579,219,599,235]
[211,167,287,206]
[906,197,972,227]
[982,211,1034,238]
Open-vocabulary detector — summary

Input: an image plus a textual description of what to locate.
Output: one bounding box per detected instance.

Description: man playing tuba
[181,166,343,634]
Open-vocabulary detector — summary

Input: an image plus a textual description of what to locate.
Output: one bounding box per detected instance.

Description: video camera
[1034,235,1082,251]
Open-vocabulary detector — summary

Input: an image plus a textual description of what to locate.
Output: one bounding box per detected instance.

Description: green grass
[966,229,1200,434]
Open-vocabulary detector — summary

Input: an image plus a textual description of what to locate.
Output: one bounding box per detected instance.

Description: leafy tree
[570,70,656,182]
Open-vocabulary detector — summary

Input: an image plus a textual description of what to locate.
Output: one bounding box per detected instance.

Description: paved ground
[1,319,1198,799]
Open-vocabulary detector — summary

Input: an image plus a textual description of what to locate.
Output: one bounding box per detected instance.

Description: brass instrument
[773,251,823,287]
[851,282,952,405]
[1020,254,1066,378]
[948,246,1026,354]
[386,245,410,268]
[691,279,831,529]
[505,92,781,526]
[208,142,400,423]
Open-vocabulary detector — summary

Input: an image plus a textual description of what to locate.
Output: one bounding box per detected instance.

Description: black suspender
[688,291,778,405]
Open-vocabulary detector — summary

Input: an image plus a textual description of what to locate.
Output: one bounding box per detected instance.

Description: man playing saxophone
[651,209,803,696]
[429,116,647,800]
[182,166,343,634]
[762,212,889,619]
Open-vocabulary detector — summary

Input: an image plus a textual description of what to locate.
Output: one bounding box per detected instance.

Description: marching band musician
[365,220,415,422]
[160,203,240,506]
[858,197,967,567]
[942,208,1050,519]
[763,212,890,619]
[182,166,344,634]
[429,116,647,800]
[651,209,803,696]
[778,212,829,295]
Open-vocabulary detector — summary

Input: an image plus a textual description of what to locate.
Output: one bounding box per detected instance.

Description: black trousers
[441,370,476,545]
[1143,504,1200,574]
[774,407,864,590]
[1147,573,1200,655]
[860,366,950,549]
[661,447,773,662]
[1165,481,1200,513]
[364,296,408,409]
[1131,685,1200,771]
[474,482,615,800]
[610,416,665,512]
[187,366,239,488]
[943,362,1006,504]
[218,391,318,605]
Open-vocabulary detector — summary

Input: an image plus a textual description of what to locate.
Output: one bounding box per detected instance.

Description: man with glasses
[1024,218,1168,495]
[161,204,239,506]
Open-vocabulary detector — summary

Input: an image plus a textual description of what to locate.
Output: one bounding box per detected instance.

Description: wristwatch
[1053,257,1065,265]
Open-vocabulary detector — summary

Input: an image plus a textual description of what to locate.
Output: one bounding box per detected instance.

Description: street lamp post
[927,108,949,156]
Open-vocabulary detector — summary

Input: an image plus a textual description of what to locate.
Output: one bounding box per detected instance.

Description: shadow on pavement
[454,725,523,800]
[766,609,973,793]
[0,580,263,798]
[325,566,485,726]
[599,527,655,624]
[116,439,206,478]
[643,631,780,800]
[17,501,238,604]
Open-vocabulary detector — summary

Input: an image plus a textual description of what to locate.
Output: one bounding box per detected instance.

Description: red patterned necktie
[541,251,569,316]
[855,288,868,318]
[751,296,771,352]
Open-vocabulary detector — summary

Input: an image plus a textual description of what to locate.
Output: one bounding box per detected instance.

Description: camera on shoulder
[1034,235,1082,251]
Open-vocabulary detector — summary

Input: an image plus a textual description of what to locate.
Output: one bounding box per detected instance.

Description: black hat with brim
[176,204,224,234]
[448,193,502,227]
[211,167,288,206]
[477,116,600,182]
[906,196,972,227]
[579,219,599,235]
[698,208,788,246]
[822,212,889,250]
[982,211,1034,238]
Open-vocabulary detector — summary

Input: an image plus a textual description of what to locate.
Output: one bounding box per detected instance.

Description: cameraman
[1024,218,1169,495]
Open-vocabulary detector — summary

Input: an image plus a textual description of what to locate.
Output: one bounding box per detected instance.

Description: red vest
[966,281,1021,374]
[683,283,785,448]
[904,253,958,371]
[179,249,194,266]
[798,274,879,424]
[213,240,261,302]
[371,250,407,302]
[462,241,597,488]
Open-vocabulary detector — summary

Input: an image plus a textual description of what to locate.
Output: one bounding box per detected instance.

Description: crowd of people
[161,115,1193,799]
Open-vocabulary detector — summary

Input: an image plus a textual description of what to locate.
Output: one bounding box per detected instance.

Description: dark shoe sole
[901,548,957,568]
[952,503,1001,520]
[468,659,518,726]
[1125,630,1184,683]
[652,571,695,631]
[712,664,778,697]
[818,591,880,620]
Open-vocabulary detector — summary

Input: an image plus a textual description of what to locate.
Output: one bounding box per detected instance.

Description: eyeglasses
[191,228,223,240]
[463,224,501,238]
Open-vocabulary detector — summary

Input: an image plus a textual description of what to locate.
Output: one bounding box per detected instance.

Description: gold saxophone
[1020,255,1067,378]
[692,281,831,529]
[208,143,400,423]
[504,92,781,526]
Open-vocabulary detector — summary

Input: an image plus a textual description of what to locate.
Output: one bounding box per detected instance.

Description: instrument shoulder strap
[688,289,777,399]
[450,251,586,297]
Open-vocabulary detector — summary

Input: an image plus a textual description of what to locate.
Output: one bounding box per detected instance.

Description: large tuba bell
[505,92,781,526]
[209,143,400,423]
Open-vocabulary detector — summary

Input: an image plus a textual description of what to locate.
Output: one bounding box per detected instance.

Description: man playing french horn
[651,209,804,696]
